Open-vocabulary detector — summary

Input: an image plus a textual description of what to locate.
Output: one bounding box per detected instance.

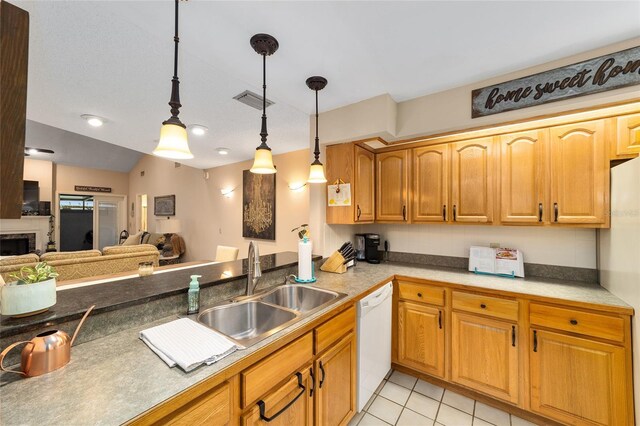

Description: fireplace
[0,233,36,256]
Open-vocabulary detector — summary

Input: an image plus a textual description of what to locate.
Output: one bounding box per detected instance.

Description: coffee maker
[364,234,381,264]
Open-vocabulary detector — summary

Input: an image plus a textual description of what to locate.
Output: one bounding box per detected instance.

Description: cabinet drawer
[242,333,313,407]
[530,303,625,342]
[398,281,445,306]
[315,306,355,354]
[452,291,518,321]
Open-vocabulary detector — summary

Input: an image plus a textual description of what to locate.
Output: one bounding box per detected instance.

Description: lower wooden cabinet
[397,301,445,378]
[242,368,313,426]
[315,333,357,426]
[530,329,628,426]
[450,312,519,404]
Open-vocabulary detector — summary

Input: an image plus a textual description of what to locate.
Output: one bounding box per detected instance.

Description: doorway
[58,194,126,251]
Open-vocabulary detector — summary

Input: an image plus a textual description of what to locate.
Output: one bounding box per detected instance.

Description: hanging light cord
[259,54,269,149]
[166,0,183,125]
[312,88,321,164]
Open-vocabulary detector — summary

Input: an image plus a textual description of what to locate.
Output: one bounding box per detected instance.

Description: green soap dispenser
[187,275,202,315]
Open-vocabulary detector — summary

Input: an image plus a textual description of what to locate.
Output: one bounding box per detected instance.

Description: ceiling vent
[233,90,274,110]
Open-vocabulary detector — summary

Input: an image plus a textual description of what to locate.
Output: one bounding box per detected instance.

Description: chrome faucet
[246,241,262,296]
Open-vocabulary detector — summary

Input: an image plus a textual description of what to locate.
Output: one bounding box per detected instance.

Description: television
[22,180,39,215]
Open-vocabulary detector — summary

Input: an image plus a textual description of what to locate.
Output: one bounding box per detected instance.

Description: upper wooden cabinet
[450,137,495,223]
[615,113,640,157]
[549,120,608,225]
[0,2,29,219]
[499,130,548,224]
[354,146,375,222]
[376,150,410,222]
[412,144,449,223]
[325,143,375,224]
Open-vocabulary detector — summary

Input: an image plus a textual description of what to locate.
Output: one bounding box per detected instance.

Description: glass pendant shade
[153,123,194,159]
[250,148,276,174]
[307,162,327,183]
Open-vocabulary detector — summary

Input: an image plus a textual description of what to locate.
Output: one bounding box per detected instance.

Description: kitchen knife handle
[538,203,543,222]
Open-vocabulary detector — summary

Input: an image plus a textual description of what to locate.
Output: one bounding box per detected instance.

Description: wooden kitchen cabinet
[325,143,375,224]
[614,113,640,158]
[549,120,609,225]
[530,329,628,425]
[451,311,519,404]
[450,137,495,223]
[397,301,445,378]
[499,130,548,224]
[412,144,449,223]
[315,333,356,426]
[354,145,376,222]
[376,150,410,222]
[242,368,313,426]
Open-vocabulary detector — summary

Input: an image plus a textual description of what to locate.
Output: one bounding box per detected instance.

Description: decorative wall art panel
[242,170,276,240]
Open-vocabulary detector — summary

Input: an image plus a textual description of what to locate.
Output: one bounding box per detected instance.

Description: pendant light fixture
[153,0,194,160]
[249,34,279,174]
[306,76,328,183]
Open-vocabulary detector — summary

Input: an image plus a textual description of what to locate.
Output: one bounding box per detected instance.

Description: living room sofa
[0,244,159,285]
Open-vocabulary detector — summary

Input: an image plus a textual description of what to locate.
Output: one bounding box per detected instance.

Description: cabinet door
[549,120,608,224]
[616,113,640,157]
[242,368,313,426]
[354,145,375,222]
[451,137,494,223]
[376,150,410,222]
[315,333,356,426]
[499,130,547,224]
[326,143,355,224]
[398,301,445,378]
[530,329,627,426]
[412,144,449,223]
[451,312,518,403]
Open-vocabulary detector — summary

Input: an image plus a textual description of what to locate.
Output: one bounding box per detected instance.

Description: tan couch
[0,245,159,284]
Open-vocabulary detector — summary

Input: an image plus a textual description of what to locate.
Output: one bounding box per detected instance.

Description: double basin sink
[197,284,347,348]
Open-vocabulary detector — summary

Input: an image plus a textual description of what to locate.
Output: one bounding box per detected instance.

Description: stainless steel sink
[197,284,347,348]
[197,301,297,348]
[259,285,339,313]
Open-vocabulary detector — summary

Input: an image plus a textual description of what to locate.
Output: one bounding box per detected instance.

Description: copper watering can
[0,305,95,377]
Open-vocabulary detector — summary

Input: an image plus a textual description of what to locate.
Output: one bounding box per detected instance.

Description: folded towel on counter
[140,318,238,372]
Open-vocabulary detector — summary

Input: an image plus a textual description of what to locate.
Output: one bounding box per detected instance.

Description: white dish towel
[140,318,238,372]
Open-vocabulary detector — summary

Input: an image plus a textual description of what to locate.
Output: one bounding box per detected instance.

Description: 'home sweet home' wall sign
[471,46,640,118]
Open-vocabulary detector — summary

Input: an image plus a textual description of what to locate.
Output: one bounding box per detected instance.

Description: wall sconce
[220,187,235,198]
[288,182,307,192]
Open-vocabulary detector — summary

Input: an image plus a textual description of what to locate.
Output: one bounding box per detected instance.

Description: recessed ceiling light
[81,114,105,127]
[188,124,208,136]
[217,148,229,155]
[24,147,55,156]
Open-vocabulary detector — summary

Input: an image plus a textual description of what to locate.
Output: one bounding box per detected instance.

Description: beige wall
[23,159,54,202]
[56,164,129,196]
[128,149,311,262]
[311,38,640,262]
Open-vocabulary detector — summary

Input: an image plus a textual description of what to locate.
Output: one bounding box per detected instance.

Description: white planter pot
[0,278,57,317]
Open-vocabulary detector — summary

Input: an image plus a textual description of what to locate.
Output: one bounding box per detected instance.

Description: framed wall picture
[154,195,176,216]
[242,170,275,240]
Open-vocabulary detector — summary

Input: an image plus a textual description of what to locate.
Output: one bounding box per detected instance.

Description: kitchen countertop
[0,261,631,425]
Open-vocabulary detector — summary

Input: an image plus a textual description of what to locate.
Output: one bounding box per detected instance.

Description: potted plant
[1,262,58,317]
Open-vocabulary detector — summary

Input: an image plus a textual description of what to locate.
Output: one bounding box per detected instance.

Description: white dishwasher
[357,281,392,412]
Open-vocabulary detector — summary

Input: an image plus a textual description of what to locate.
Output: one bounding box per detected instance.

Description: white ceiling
[15,1,640,169]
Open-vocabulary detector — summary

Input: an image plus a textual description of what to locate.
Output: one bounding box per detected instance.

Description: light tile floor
[349,370,540,426]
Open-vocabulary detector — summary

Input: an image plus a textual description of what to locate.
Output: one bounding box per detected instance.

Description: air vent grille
[233,90,275,110]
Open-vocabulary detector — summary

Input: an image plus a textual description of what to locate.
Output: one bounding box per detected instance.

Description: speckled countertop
[0,262,631,426]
